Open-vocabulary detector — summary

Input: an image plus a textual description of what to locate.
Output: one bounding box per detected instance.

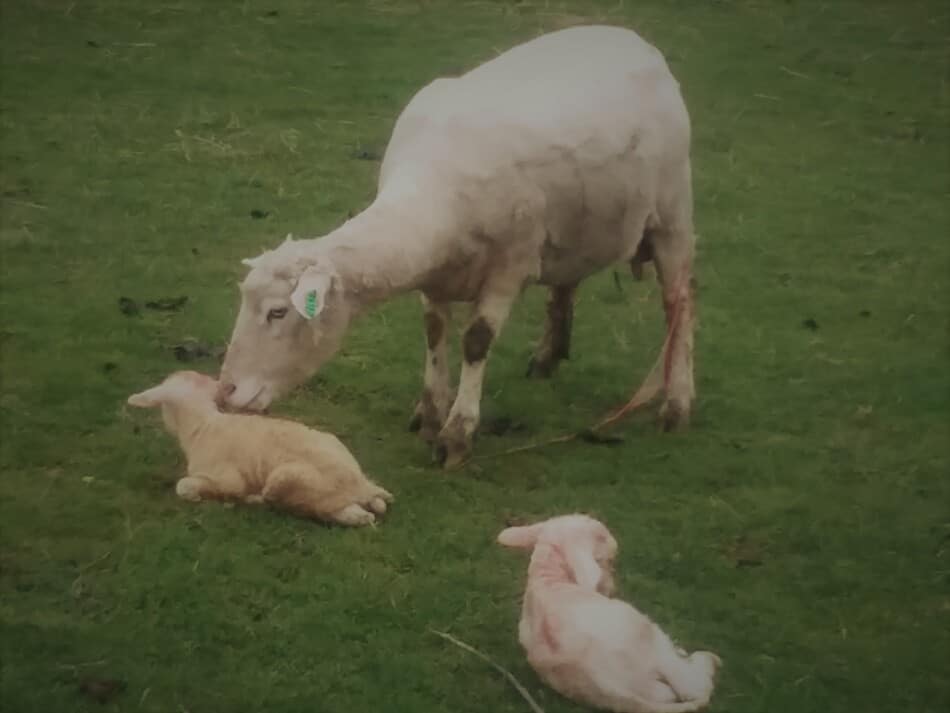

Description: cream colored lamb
[498,514,720,713]
[127,370,393,526]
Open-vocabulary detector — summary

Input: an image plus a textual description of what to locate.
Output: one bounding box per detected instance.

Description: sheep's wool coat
[371,24,691,301]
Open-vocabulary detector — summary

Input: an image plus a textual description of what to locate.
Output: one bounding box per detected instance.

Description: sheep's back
[381,25,689,189]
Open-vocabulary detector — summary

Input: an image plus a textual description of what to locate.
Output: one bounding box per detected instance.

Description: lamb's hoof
[659,398,690,432]
[334,504,376,527]
[175,478,203,502]
[366,496,388,516]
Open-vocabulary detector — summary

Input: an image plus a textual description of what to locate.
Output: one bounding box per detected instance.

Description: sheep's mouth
[230,385,267,414]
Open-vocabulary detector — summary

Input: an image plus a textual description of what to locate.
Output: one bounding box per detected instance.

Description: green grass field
[2,1,948,711]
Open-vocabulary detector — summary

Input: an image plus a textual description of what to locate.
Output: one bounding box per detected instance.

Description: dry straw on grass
[429,629,545,713]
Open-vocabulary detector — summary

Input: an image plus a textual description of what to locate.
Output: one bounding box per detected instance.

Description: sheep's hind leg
[409,296,453,442]
[435,285,518,469]
[526,284,576,378]
[651,223,696,431]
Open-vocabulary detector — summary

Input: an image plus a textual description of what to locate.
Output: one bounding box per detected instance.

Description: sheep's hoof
[409,400,446,443]
[525,357,557,379]
[433,435,471,471]
[659,398,691,432]
[409,413,442,443]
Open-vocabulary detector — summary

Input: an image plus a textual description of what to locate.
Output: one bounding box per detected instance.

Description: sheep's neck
[164,402,216,454]
[316,193,449,308]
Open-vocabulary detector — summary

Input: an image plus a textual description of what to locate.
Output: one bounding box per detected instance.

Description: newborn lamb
[498,514,720,713]
[128,370,393,526]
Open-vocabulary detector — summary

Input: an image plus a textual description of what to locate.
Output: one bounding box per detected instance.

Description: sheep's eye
[266,307,288,323]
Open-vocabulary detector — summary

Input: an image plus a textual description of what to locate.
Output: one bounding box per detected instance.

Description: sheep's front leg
[435,291,515,469]
[409,296,453,442]
[527,284,576,378]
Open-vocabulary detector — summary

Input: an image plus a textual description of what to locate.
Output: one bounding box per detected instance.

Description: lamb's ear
[127,384,167,408]
[290,267,334,320]
[497,523,543,549]
[562,543,603,590]
[241,256,262,269]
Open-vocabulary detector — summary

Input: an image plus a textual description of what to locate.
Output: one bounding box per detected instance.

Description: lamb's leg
[331,503,376,527]
[409,296,453,442]
[651,223,696,431]
[435,287,517,469]
[263,464,376,526]
[176,466,247,502]
[364,484,394,516]
[653,626,720,705]
[527,284,576,378]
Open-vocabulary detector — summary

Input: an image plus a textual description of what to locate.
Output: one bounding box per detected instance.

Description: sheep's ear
[290,267,334,320]
[283,233,295,244]
[497,523,543,549]
[562,543,603,590]
[127,384,167,408]
[241,256,261,269]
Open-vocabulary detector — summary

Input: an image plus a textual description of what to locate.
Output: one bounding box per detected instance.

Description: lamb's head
[127,370,219,434]
[218,238,349,412]
[498,514,619,595]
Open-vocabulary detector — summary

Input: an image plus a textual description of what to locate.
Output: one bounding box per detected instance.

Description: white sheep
[218,25,696,468]
[127,370,393,526]
[498,514,721,713]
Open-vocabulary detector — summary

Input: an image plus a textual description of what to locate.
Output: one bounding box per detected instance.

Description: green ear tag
[305,290,318,318]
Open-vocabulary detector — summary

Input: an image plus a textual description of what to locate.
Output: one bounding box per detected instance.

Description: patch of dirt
[145,296,188,312]
[724,535,767,568]
[78,677,125,704]
[169,338,225,363]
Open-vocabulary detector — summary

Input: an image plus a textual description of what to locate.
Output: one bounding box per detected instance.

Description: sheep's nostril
[216,383,237,405]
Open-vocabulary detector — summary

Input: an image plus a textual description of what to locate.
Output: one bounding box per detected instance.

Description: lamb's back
[215,414,365,478]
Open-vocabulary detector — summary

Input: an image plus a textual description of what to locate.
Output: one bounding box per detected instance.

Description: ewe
[219,25,697,468]
[498,515,721,713]
[128,371,393,526]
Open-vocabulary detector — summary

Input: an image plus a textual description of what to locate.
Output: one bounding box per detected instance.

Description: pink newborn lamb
[498,514,720,713]
[128,370,392,526]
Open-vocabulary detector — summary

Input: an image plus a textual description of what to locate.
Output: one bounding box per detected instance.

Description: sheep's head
[218,237,349,412]
[127,370,219,433]
[498,514,619,595]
